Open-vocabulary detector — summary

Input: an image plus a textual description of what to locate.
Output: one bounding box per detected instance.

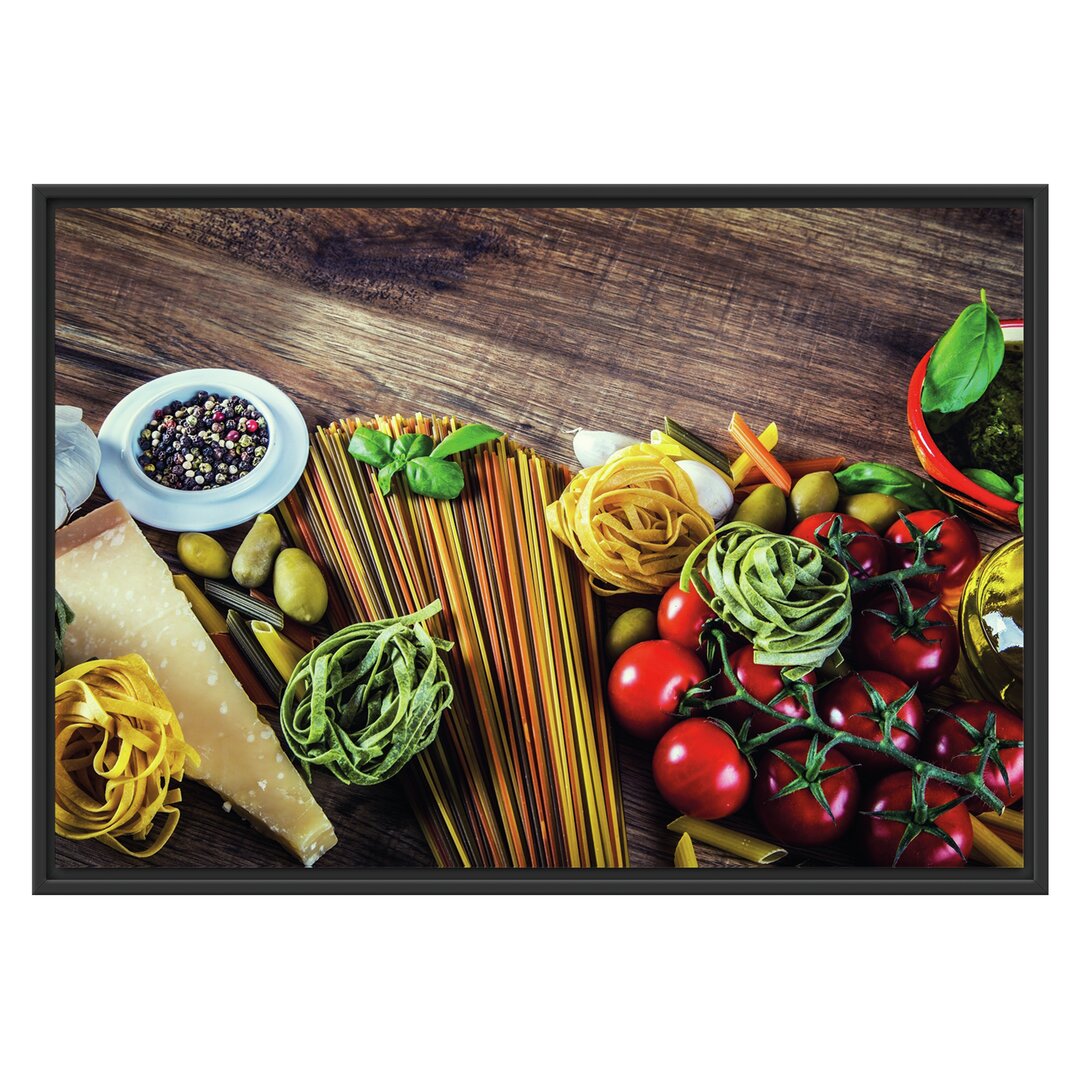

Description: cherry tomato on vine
[657,580,715,652]
[652,718,752,819]
[859,772,973,867]
[923,700,1024,813]
[884,509,981,602]
[716,644,817,740]
[790,512,889,579]
[818,670,926,769]
[751,738,860,845]
[607,639,706,741]
[850,587,958,690]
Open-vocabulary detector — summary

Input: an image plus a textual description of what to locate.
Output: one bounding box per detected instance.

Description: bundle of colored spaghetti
[280,414,626,867]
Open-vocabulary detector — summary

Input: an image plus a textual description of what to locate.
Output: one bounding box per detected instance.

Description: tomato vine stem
[682,629,1005,816]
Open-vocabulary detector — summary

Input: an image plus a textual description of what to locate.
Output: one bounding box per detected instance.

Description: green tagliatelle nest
[280,600,454,785]
[682,522,852,668]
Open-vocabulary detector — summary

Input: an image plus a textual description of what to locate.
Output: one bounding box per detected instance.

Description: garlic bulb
[572,429,640,469]
[55,406,100,527]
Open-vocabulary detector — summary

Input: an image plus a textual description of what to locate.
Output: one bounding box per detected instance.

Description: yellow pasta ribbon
[545,443,714,595]
[54,655,200,858]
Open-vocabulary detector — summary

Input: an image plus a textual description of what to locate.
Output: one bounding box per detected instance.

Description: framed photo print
[35,186,1046,893]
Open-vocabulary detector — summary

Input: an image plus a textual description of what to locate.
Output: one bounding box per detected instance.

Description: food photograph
[37,190,1045,890]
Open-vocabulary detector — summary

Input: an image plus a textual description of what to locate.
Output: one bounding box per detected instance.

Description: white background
[5,3,1073,1076]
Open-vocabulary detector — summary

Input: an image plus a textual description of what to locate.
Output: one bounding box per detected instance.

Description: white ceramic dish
[96,369,310,531]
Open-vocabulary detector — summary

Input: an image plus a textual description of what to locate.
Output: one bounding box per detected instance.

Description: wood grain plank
[52,204,1024,872]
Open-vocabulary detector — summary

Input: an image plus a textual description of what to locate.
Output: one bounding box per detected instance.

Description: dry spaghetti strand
[287,415,626,867]
[55,655,200,858]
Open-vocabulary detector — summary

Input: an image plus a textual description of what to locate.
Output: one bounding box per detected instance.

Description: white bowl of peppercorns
[96,369,310,531]
[134,389,274,494]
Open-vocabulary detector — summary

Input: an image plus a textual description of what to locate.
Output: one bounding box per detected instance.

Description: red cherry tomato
[790,512,888,579]
[607,639,706,741]
[860,772,972,867]
[716,644,817,740]
[652,719,752,819]
[818,670,926,769]
[923,700,1024,813]
[751,739,860,845]
[657,581,715,652]
[850,587,959,691]
[884,509,981,602]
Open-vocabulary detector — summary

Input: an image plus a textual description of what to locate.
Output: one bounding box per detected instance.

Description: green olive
[273,548,329,625]
[732,484,787,532]
[177,532,231,579]
[232,513,283,588]
[840,493,908,533]
[789,471,840,523]
[604,607,658,663]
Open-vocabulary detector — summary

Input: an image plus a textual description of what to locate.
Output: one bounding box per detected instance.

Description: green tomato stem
[689,630,1004,815]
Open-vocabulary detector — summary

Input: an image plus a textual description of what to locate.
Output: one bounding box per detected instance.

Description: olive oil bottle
[955,537,1023,713]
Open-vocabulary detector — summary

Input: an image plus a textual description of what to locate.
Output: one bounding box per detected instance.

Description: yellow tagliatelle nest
[55,655,200,858]
[546,443,715,595]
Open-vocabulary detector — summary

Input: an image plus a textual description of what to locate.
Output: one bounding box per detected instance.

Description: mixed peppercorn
[137,391,270,491]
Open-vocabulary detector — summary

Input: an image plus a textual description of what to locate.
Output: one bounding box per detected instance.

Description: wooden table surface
[52,204,1023,872]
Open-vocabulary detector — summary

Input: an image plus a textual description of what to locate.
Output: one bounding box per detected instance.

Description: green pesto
[935,344,1023,479]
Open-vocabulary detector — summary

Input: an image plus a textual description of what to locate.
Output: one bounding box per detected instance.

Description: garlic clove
[55,405,101,529]
[572,429,640,469]
[676,459,734,520]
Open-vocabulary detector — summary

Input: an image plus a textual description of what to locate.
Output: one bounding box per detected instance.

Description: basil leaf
[377,458,406,495]
[392,433,435,461]
[348,427,394,468]
[406,457,465,499]
[1013,474,1024,502]
[429,423,503,461]
[1018,502,1024,531]
[921,289,1005,416]
[962,468,1017,500]
[834,462,956,514]
[55,590,74,674]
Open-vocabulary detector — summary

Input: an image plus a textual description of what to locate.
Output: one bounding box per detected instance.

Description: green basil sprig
[348,422,503,500]
[834,462,956,514]
[922,289,1005,418]
[962,468,1024,531]
[279,600,454,785]
[961,468,1015,500]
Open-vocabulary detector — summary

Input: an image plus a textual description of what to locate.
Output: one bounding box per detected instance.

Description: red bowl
[907,319,1022,528]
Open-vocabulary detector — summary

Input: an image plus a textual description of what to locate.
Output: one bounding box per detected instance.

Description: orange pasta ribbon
[545,443,714,595]
[55,655,200,858]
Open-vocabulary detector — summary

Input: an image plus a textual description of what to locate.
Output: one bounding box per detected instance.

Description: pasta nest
[54,655,199,858]
[685,522,852,668]
[546,443,715,595]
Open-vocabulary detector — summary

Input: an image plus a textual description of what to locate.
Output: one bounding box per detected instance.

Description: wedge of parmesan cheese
[55,501,337,867]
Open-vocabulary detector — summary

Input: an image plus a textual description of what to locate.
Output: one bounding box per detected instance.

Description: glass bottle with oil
[955,537,1023,714]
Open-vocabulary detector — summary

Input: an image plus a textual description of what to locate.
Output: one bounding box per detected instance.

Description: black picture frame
[34,185,1048,894]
